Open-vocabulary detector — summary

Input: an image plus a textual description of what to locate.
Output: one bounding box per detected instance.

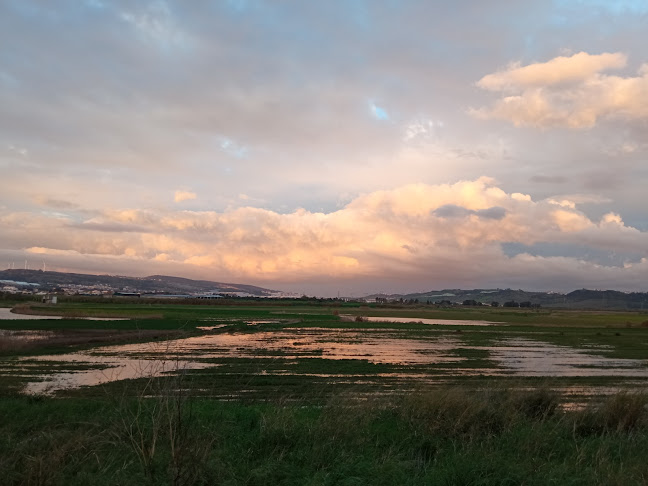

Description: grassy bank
[1,388,647,485]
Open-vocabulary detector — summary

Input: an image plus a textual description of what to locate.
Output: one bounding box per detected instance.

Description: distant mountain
[0,269,281,297]
[365,288,648,310]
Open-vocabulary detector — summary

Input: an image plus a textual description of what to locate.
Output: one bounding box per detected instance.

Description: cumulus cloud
[472,52,648,128]
[2,177,647,292]
[174,190,197,203]
[477,52,627,91]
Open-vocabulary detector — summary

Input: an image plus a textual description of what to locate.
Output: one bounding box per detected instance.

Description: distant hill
[365,288,648,310]
[0,269,281,297]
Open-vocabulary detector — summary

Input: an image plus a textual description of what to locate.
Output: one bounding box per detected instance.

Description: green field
[1,300,648,484]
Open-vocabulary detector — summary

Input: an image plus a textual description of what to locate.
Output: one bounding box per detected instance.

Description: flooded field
[4,324,647,397]
[1,302,648,403]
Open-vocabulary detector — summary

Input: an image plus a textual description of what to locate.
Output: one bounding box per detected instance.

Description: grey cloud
[475,207,507,220]
[582,171,624,191]
[433,205,506,220]
[71,222,153,233]
[432,204,473,218]
[36,198,80,210]
[530,175,568,184]
[501,241,643,268]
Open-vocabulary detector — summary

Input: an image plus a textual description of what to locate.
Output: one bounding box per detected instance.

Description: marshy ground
[1,300,647,484]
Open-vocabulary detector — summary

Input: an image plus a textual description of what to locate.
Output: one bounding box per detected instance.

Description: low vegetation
[1,300,648,484]
[1,388,648,485]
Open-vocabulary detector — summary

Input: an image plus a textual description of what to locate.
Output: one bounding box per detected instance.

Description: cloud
[432,204,507,220]
[403,118,444,141]
[33,197,80,210]
[476,52,627,90]
[119,0,188,48]
[530,175,568,184]
[2,177,647,292]
[472,52,648,128]
[174,190,197,203]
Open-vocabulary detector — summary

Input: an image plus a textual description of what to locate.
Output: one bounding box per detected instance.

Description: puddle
[20,344,213,395]
[0,308,62,320]
[489,338,648,377]
[342,315,502,326]
[169,329,463,365]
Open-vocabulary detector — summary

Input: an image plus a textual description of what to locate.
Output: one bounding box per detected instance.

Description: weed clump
[574,392,648,435]
[399,386,560,441]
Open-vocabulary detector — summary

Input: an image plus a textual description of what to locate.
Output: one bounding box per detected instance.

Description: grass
[1,388,648,485]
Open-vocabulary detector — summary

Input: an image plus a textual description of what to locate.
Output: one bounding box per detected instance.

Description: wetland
[1,299,648,484]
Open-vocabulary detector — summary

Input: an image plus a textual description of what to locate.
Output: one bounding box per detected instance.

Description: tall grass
[2,387,647,485]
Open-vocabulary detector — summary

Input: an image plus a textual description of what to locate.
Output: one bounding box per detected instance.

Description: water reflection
[342,315,502,326]
[8,329,648,395]
[0,308,61,320]
[0,308,128,321]
[489,338,648,376]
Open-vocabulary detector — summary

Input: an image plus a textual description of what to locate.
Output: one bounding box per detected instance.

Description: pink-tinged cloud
[174,190,197,203]
[477,52,627,90]
[472,52,648,128]
[2,177,647,293]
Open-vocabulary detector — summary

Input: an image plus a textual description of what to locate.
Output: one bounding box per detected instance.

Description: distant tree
[503,301,519,307]
[491,301,500,307]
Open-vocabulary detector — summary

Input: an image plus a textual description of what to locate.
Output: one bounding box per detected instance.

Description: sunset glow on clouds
[1,1,647,295]
[473,51,648,128]
[3,177,648,294]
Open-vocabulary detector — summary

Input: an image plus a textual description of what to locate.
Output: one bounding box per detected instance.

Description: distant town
[0,269,298,300]
[2,269,648,310]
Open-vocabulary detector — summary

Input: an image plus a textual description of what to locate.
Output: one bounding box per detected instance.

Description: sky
[1,0,648,296]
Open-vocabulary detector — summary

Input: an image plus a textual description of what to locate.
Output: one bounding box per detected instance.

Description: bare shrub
[111,353,212,485]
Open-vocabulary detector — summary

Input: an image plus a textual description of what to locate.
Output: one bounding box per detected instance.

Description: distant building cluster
[0,277,298,300]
